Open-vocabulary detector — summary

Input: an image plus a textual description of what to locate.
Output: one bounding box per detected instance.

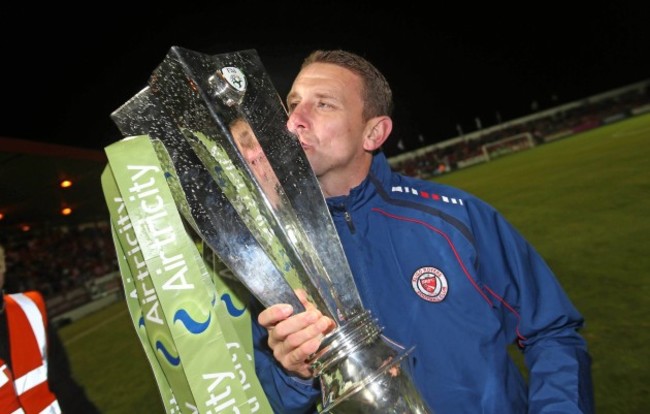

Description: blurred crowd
[0,224,117,305]
[392,81,650,178]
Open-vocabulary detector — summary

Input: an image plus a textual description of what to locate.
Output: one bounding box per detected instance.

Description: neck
[319,153,373,198]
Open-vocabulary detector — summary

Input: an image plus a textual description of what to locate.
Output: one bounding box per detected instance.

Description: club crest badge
[412,266,448,302]
[209,66,247,107]
[220,66,247,92]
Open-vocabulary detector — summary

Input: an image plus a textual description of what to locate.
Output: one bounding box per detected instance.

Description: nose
[286,104,307,134]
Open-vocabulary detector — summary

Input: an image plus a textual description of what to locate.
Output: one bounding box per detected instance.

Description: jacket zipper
[344,209,356,234]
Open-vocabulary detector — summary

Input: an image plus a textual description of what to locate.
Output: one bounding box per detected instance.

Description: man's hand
[257,289,335,378]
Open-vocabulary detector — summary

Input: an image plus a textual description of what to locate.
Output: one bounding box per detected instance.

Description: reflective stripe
[0,364,10,387]
[4,292,61,413]
[0,361,23,413]
[9,293,49,397]
[39,399,61,414]
[14,365,47,394]
[11,294,47,362]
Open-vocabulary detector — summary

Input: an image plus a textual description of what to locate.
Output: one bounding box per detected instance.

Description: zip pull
[344,210,356,234]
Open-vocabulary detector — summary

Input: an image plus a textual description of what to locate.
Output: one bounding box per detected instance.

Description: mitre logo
[411,266,448,303]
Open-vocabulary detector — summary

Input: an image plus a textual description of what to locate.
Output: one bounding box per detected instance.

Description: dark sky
[1,2,648,157]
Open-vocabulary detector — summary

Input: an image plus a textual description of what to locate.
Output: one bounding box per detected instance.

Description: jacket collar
[325,151,391,209]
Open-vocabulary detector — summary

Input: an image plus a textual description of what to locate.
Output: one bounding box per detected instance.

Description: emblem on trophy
[110,46,431,413]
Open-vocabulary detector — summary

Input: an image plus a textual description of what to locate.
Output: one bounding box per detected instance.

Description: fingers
[256,289,316,329]
[257,289,336,379]
[271,310,328,345]
[272,312,333,378]
[279,332,326,378]
[257,303,294,329]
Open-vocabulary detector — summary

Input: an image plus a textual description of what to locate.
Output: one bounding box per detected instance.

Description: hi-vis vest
[0,292,61,414]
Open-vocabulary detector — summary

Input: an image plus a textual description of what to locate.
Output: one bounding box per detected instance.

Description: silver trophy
[111,46,431,413]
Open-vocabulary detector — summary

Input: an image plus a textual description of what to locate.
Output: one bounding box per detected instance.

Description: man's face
[285,63,369,188]
[231,119,265,166]
[230,119,281,206]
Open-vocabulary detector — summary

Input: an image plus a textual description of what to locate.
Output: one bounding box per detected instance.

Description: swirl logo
[220,293,247,317]
[155,339,181,366]
[173,308,211,334]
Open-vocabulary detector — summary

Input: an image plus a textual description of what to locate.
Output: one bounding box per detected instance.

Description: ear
[362,116,393,152]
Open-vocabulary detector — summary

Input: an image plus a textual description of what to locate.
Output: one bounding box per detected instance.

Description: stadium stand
[390,79,650,178]
[1,223,121,325]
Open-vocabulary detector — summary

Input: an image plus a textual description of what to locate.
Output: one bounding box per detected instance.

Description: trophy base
[311,311,431,413]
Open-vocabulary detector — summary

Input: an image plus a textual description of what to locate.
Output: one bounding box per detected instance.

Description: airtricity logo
[412,266,448,302]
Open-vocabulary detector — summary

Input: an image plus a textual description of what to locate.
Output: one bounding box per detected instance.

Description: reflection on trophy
[111,46,431,413]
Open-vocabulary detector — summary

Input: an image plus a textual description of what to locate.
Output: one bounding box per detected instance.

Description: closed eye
[286,100,299,114]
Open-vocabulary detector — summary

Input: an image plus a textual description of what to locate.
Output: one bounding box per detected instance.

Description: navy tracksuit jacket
[252,152,594,413]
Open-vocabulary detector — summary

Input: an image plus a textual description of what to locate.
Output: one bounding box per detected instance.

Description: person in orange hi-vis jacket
[0,244,100,413]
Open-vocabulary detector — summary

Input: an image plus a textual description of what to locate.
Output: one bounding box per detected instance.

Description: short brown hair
[301,50,393,121]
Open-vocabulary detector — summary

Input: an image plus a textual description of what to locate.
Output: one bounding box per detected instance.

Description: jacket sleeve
[468,199,594,413]
[250,299,321,414]
[47,322,102,413]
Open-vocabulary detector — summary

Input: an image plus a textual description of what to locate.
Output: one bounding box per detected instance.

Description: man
[0,245,100,413]
[252,50,594,413]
